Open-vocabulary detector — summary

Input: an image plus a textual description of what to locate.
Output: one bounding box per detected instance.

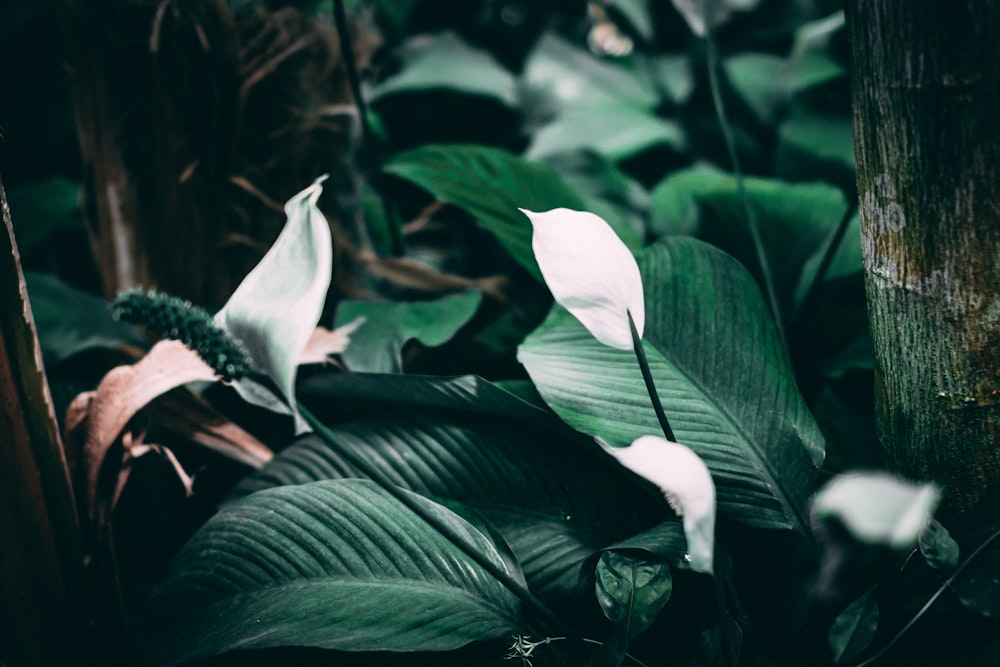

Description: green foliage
[384,144,586,280]
[17,0,995,665]
[27,273,144,365]
[149,480,522,665]
[595,551,673,640]
[519,238,823,534]
[334,289,482,373]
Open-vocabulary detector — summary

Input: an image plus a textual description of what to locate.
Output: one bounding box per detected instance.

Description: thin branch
[330,0,404,256]
[849,526,1000,667]
[629,310,676,442]
[704,26,790,360]
[794,202,858,323]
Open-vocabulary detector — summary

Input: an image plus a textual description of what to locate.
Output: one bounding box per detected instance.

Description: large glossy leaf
[595,551,673,639]
[26,272,145,364]
[150,479,521,665]
[520,34,658,113]
[539,152,648,249]
[520,35,683,162]
[371,32,517,107]
[297,372,550,424]
[526,103,684,163]
[518,237,823,534]
[649,166,849,311]
[334,289,482,373]
[230,409,669,599]
[383,145,585,281]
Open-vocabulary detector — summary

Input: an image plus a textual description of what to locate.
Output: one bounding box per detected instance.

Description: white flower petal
[811,472,939,549]
[521,208,644,350]
[606,435,716,573]
[216,176,333,433]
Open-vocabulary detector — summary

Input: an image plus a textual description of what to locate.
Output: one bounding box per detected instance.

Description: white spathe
[811,472,939,549]
[216,175,333,433]
[521,208,644,350]
[606,435,716,574]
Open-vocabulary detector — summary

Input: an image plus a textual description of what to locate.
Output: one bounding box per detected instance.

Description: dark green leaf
[602,521,689,567]
[384,144,585,281]
[518,238,823,534]
[151,480,521,665]
[521,34,658,113]
[231,409,668,599]
[777,114,856,171]
[26,273,145,365]
[919,519,960,571]
[334,290,482,373]
[650,166,849,312]
[371,32,518,107]
[298,372,550,423]
[724,52,845,123]
[828,588,878,664]
[606,0,654,41]
[595,551,672,639]
[527,103,685,162]
[6,179,82,254]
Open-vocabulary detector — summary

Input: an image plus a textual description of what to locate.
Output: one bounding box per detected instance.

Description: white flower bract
[606,435,716,574]
[521,207,644,350]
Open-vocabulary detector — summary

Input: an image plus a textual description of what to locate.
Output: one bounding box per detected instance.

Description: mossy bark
[847,1,1000,516]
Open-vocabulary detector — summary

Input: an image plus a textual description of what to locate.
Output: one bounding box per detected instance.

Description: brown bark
[847,2,1000,516]
[63,1,369,305]
[0,178,83,665]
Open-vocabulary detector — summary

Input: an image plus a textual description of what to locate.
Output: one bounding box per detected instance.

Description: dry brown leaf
[360,252,509,302]
[76,339,218,519]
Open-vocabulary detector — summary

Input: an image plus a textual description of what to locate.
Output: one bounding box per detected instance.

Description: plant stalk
[703,22,790,361]
[628,310,676,442]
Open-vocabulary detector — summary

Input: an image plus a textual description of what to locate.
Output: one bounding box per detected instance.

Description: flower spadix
[606,435,716,574]
[520,208,643,350]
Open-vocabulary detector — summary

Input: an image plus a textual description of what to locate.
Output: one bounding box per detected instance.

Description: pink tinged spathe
[606,435,716,574]
[520,208,644,350]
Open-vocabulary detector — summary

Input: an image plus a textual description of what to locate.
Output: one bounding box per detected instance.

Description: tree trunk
[847,1,1000,517]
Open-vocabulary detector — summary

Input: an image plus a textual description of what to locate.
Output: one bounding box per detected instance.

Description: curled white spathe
[521,208,644,350]
[606,435,716,574]
[811,472,939,549]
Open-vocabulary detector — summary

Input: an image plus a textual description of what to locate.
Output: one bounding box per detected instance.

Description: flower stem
[628,311,675,442]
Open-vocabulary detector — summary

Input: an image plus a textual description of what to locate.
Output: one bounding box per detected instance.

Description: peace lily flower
[606,435,716,574]
[520,208,644,350]
[812,472,939,549]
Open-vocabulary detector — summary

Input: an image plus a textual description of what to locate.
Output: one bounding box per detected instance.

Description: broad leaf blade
[151,479,521,665]
[383,145,585,280]
[334,290,482,373]
[26,272,145,364]
[371,32,517,107]
[230,409,669,599]
[595,551,672,639]
[518,238,823,534]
